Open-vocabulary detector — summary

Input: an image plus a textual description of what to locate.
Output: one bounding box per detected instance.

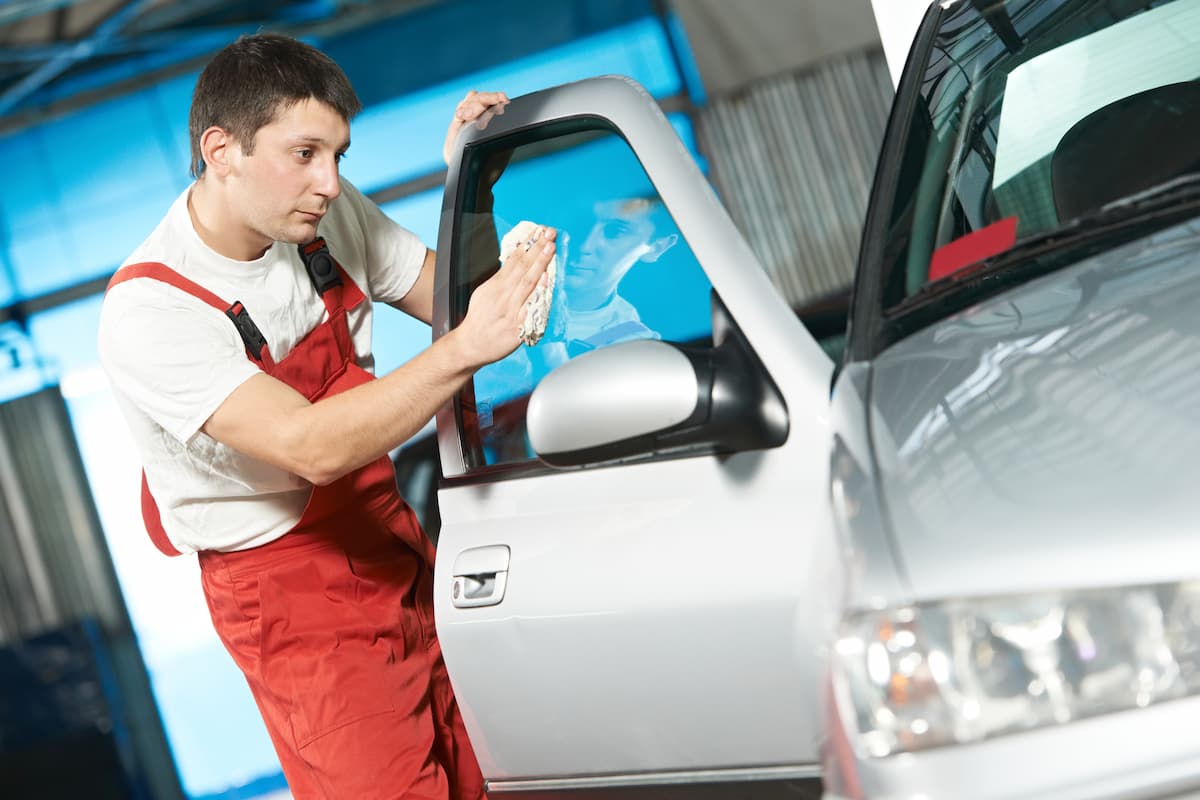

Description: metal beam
[0,2,340,62]
[121,0,255,36]
[0,0,155,116]
[0,22,287,63]
[0,0,442,134]
[0,0,87,28]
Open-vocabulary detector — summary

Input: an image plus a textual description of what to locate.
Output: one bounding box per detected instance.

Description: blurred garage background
[0,1,908,797]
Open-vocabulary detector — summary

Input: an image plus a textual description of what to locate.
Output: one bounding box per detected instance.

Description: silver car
[428,1,1200,798]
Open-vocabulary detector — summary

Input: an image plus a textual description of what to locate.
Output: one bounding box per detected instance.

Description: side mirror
[527,304,788,467]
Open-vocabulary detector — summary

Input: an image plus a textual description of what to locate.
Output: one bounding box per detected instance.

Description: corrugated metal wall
[699,47,893,308]
[0,387,123,641]
[0,386,184,799]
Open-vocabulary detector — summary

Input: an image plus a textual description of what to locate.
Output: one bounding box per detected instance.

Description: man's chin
[278,222,321,245]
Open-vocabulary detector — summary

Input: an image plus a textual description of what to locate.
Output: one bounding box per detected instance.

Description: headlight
[833,582,1200,758]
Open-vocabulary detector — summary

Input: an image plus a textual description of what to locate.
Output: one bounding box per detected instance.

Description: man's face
[226,97,350,249]
[565,210,657,311]
[573,213,656,278]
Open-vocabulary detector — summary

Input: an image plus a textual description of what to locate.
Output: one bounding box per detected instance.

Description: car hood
[867,217,1200,602]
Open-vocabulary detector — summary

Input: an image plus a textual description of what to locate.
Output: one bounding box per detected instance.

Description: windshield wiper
[1099,171,1200,215]
[892,171,1200,316]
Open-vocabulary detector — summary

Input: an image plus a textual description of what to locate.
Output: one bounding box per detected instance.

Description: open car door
[431,76,839,799]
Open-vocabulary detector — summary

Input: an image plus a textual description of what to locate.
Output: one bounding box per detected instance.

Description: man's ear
[642,233,678,263]
[199,126,237,177]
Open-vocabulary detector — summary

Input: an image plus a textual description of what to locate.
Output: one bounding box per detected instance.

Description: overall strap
[141,473,181,557]
[298,238,366,318]
[107,262,276,369]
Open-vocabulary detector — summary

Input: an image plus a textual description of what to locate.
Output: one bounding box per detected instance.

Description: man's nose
[316,158,341,199]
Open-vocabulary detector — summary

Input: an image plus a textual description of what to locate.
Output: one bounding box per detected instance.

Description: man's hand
[444,90,510,166]
[453,225,557,368]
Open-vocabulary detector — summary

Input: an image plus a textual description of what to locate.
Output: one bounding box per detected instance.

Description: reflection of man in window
[471,196,679,464]
[559,197,678,357]
[474,196,679,408]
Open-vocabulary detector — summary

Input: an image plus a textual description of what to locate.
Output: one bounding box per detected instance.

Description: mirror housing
[527,297,789,467]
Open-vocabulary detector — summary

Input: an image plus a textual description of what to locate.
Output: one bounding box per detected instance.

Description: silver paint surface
[868,218,1200,600]
[526,340,699,454]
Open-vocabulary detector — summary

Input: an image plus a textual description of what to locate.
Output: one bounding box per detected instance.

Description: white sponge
[499,220,557,346]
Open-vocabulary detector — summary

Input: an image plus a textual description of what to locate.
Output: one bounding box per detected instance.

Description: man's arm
[202,228,555,485]
[389,247,436,324]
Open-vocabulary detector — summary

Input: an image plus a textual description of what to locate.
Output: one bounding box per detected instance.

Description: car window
[449,121,714,472]
[863,0,1198,343]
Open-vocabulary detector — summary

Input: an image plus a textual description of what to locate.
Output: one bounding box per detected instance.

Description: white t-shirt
[98,178,426,554]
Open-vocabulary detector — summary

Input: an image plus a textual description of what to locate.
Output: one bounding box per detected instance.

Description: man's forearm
[286,327,479,485]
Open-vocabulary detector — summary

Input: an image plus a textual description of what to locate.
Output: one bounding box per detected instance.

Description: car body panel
[867,217,1200,603]
[827,362,912,613]
[431,77,840,789]
[435,455,835,779]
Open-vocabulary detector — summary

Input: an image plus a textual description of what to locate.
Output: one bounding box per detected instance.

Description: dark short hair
[188,33,362,178]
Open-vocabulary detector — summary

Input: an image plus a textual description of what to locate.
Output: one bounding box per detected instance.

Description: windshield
[860,0,1199,351]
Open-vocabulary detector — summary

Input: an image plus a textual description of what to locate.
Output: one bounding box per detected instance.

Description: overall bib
[107,241,485,800]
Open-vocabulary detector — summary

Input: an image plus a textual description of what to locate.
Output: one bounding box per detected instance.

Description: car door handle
[451,545,510,608]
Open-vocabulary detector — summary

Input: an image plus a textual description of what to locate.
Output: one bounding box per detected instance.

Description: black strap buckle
[225,301,269,361]
[298,237,342,295]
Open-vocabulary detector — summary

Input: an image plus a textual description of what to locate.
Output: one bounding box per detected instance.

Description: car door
[431,76,840,799]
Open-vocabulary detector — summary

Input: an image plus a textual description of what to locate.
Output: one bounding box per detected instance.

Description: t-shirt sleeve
[336,178,428,305]
[98,281,262,444]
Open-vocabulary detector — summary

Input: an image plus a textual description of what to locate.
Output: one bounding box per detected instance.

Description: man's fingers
[456,91,510,121]
[475,90,509,106]
[455,101,483,121]
[509,239,556,306]
[499,226,554,267]
[461,90,508,106]
[492,226,555,309]
[456,99,493,120]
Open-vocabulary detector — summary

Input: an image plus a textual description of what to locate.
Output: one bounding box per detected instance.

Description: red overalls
[107,241,485,800]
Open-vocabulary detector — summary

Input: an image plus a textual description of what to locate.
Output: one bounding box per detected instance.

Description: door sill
[485,764,823,799]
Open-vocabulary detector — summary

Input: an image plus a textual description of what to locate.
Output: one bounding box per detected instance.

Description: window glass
[881,0,1198,295]
[865,0,1199,352]
[450,122,713,470]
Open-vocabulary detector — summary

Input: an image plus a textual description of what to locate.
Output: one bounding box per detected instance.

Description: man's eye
[335,152,347,163]
[602,221,631,239]
[298,149,313,159]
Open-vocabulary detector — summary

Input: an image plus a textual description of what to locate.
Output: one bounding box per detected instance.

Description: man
[557,196,678,355]
[98,33,555,799]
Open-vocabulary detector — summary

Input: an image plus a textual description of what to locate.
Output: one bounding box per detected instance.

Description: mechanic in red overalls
[98,34,554,799]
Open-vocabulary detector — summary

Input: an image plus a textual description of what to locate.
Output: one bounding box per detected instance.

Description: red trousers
[112,252,484,798]
[198,493,485,800]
